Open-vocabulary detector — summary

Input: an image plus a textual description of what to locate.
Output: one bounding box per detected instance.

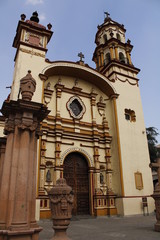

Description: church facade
[0,12,154,218]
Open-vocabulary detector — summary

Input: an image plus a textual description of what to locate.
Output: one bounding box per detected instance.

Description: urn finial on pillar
[20,70,36,101]
[48,178,74,240]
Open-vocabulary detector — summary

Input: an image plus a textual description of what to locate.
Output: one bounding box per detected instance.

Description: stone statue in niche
[57,77,62,85]
[99,96,103,103]
[74,78,78,86]
[46,169,52,182]
[100,172,104,184]
[91,87,95,94]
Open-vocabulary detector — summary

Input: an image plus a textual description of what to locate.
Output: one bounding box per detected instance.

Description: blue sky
[0,0,160,142]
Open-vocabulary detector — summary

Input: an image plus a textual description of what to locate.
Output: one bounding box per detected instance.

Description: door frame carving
[61,147,93,167]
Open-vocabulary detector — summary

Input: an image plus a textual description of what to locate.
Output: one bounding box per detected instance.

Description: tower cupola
[92,13,135,73]
[13,12,53,61]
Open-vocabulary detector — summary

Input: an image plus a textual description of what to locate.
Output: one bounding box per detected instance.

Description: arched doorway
[63,152,89,215]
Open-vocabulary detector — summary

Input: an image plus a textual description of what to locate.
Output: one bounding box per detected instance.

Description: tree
[146,127,159,163]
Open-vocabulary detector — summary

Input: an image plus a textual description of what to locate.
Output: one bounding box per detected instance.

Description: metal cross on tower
[78,52,85,62]
[104,12,110,19]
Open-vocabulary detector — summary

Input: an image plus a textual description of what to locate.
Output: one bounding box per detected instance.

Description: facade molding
[41,61,117,97]
[61,147,94,167]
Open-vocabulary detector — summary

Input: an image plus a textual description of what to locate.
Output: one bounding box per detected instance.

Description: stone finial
[127,39,131,45]
[30,11,39,23]
[20,70,36,101]
[21,14,26,21]
[47,23,52,30]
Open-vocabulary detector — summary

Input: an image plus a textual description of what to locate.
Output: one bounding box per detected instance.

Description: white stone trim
[67,96,86,119]
[61,147,93,167]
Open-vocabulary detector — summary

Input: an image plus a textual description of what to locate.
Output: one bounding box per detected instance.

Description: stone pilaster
[114,45,119,60]
[0,138,6,192]
[100,50,104,66]
[126,50,132,65]
[54,80,64,180]
[98,52,101,68]
[55,80,64,118]
[90,91,100,190]
[109,45,114,60]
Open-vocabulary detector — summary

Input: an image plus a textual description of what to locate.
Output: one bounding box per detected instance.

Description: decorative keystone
[20,70,36,101]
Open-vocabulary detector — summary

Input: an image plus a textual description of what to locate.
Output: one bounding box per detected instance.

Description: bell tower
[92,12,139,77]
[10,12,53,103]
[93,13,154,215]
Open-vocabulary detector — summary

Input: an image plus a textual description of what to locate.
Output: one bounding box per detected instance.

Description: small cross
[78,52,85,62]
[150,158,160,187]
[104,12,110,19]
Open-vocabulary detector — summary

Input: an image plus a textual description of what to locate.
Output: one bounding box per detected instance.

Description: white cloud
[39,13,46,22]
[26,0,44,5]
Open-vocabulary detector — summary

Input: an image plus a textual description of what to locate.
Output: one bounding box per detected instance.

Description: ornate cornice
[109,74,138,86]
[1,100,49,136]
[20,47,45,58]
[41,61,117,98]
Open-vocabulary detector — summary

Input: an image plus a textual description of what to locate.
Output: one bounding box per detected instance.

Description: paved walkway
[39,214,159,240]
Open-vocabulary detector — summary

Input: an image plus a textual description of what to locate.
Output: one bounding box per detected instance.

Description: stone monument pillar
[150,158,160,232]
[0,71,49,239]
[48,178,74,240]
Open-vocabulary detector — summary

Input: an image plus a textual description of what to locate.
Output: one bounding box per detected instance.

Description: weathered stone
[48,178,74,240]
[150,158,160,231]
[20,70,36,101]
[0,96,49,239]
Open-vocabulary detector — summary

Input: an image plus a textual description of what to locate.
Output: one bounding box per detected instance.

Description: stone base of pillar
[52,229,71,240]
[151,190,160,232]
[0,227,42,240]
[155,223,160,232]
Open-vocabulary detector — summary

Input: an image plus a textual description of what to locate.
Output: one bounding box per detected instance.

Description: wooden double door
[63,152,89,215]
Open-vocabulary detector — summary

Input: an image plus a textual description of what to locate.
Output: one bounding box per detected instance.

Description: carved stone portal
[48,178,74,240]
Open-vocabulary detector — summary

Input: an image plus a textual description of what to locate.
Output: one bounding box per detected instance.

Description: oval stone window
[67,96,86,119]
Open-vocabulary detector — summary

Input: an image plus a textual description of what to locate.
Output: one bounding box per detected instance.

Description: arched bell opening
[104,52,111,65]
[119,52,126,63]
